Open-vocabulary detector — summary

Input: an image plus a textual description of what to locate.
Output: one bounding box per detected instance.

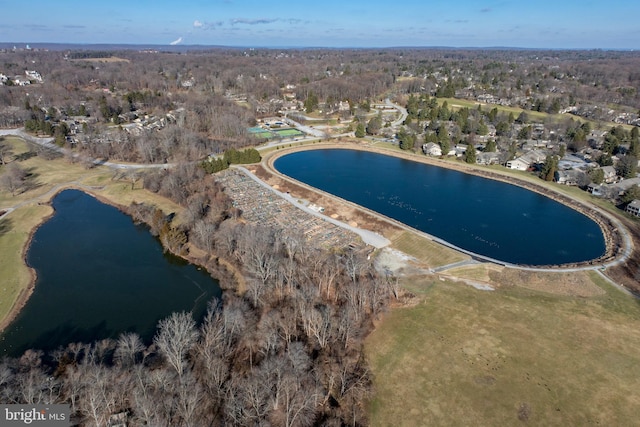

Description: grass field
[272,128,305,137]
[365,273,640,426]
[0,204,51,325]
[391,230,467,268]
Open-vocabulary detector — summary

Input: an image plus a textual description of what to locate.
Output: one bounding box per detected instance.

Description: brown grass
[391,231,468,268]
[366,274,640,426]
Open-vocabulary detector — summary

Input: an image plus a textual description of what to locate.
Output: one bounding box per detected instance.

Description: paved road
[283,116,327,138]
[1,128,172,170]
[384,98,408,128]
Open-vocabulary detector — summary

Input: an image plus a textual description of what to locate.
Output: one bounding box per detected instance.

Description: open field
[366,272,640,426]
[70,56,130,63]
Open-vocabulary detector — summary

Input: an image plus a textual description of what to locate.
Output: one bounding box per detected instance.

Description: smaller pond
[0,189,221,357]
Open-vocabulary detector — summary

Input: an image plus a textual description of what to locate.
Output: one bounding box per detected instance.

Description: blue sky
[1,0,638,49]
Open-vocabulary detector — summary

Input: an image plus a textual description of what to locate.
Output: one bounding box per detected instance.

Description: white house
[422,142,442,157]
[506,158,530,171]
[25,70,43,83]
[626,199,640,217]
[587,183,603,196]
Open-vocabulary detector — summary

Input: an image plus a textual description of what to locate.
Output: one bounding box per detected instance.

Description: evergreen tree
[621,184,640,204]
[540,155,558,181]
[439,135,450,157]
[615,155,638,179]
[464,143,476,164]
[484,139,497,152]
[589,168,604,185]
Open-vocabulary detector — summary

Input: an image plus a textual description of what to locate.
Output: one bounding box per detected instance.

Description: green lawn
[366,273,640,426]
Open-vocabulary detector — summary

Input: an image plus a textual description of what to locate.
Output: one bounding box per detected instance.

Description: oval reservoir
[273,149,605,266]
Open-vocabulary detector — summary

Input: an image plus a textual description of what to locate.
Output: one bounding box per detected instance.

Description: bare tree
[0,138,13,165]
[114,332,145,367]
[154,311,199,378]
[0,163,27,196]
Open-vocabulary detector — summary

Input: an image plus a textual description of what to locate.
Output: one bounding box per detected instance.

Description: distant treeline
[67,51,114,59]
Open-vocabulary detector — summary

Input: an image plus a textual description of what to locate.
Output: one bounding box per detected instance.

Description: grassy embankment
[0,136,182,329]
[365,272,640,426]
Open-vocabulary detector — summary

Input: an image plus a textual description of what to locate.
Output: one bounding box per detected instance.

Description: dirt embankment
[248,162,402,238]
[606,217,640,292]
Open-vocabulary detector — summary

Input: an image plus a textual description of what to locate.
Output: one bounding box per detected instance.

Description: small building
[506,157,531,171]
[625,199,640,217]
[610,177,640,197]
[422,142,442,157]
[25,70,43,83]
[476,151,501,165]
[587,183,603,196]
[554,169,584,186]
[601,166,617,183]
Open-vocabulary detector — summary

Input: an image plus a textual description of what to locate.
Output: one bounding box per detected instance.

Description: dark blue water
[274,149,605,265]
[0,189,221,357]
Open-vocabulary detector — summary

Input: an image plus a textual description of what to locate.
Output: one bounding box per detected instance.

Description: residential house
[422,142,442,157]
[587,183,603,196]
[25,70,43,83]
[12,76,30,86]
[601,166,617,184]
[338,101,351,112]
[554,169,584,186]
[506,157,531,171]
[607,177,640,199]
[625,199,640,217]
[476,151,501,165]
[506,149,548,170]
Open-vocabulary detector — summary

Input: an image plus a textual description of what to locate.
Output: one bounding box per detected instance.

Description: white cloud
[193,19,224,30]
[169,36,183,45]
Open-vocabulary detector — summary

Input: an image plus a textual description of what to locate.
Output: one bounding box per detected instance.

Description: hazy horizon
[2,1,639,50]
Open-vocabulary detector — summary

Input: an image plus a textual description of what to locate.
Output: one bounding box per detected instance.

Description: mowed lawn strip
[0,204,52,324]
[365,276,640,426]
[391,230,468,268]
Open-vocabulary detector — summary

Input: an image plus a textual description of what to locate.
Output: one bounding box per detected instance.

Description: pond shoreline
[0,184,226,337]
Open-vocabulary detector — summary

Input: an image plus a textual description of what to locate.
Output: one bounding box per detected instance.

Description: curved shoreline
[0,184,104,333]
[263,142,631,270]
